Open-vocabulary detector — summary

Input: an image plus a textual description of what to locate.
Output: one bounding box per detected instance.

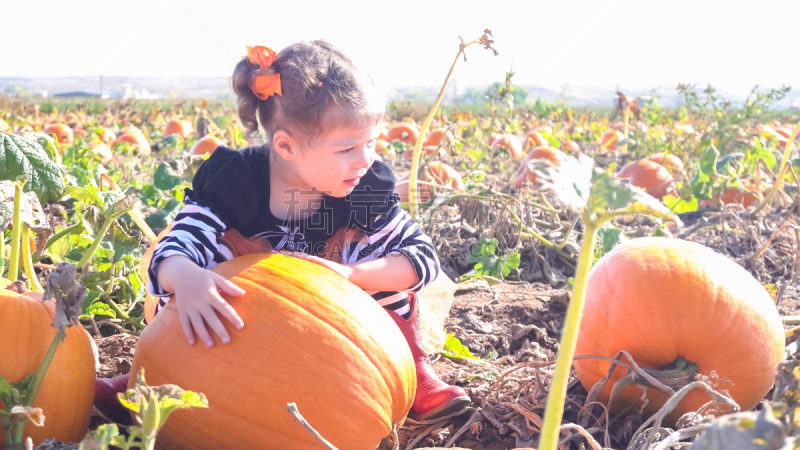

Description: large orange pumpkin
[513,146,567,189]
[395,161,466,203]
[189,136,224,156]
[574,238,784,421]
[386,123,419,146]
[491,134,523,159]
[43,123,74,148]
[129,253,416,449]
[0,289,96,447]
[617,159,676,198]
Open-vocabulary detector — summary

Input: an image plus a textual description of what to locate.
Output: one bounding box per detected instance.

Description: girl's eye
[367,139,376,146]
[339,147,354,154]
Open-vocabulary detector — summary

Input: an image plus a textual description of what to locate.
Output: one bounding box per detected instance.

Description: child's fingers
[189,310,215,348]
[180,311,196,345]
[212,296,244,330]
[213,274,246,296]
[201,306,231,344]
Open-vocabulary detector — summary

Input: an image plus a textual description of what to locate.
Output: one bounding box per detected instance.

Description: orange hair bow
[247,45,282,100]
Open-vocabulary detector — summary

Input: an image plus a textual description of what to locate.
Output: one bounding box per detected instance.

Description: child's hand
[277,250,354,281]
[166,262,246,347]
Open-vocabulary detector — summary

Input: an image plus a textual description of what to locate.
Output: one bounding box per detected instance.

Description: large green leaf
[0,132,66,203]
[153,163,183,191]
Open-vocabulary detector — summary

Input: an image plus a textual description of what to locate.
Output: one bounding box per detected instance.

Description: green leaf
[0,376,13,405]
[66,184,104,209]
[107,223,141,262]
[81,289,102,315]
[663,194,700,213]
[597,223,627,254]
[81,423,120,450]
[0,132,66,203]
[82,302,116,319]
[587,170,678,223]
[699,145,720,177]
[442,333,480,360]
[154,163,183,191]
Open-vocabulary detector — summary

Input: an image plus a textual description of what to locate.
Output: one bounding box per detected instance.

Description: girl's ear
[272,130,296,161]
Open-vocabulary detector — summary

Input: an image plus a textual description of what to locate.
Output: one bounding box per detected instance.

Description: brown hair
[232,40,386,147]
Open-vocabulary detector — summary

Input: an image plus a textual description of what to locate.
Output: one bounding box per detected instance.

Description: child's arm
[149,201,245,347]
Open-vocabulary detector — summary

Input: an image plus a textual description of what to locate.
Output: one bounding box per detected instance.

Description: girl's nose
[353,144,372,169]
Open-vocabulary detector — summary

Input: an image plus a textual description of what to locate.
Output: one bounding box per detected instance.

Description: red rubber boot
[94,373,133,425]
[386,293,471,420]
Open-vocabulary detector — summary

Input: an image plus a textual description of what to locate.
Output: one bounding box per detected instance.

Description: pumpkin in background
[119,124,141,136]
[386,123,419,146]
[513,146,567,189]
[395,161,466,203]
[562,140,581,155]
[189,135,224,156]
[699,179,767,209]
[600,130,624,151]
[43,123,73,147]
[115,132,151,155]
[94,127,117,147]
[643,152,685,175]
[574,238,784,421]
[423,128,454,147]
[163,119,192,139]
[491,133,523,159]
[0,289,96,447]
[402,145,443,160]
[129,253,416,449]
[617,159,676,198]
[523,130,547,149]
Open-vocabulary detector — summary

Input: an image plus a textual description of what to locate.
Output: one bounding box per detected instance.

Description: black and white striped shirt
[148,146,440,318]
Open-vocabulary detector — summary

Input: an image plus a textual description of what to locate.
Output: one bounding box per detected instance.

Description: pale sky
[3,0,799,99]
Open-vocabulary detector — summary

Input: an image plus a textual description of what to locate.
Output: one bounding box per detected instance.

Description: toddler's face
[294,116,381,198]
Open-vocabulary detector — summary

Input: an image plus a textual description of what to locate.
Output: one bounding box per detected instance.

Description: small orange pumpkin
[617,159,676,199]
[189,136,225,156]
[491,134,523,159]
[575,238,784,421]
[164,119,192,138]
[386,123,419,146]
[0,289,96,447]
[423,128,454,147]
[599,130,624,151]
[395,161,466,203]
[643,152,685,175]
[129,253,415,449]
[43,123,74,148]
[94,127,117,147]
[115,132,151,155]
[523,131,548,149]
[562,140,581,155]
[513,146,567,189]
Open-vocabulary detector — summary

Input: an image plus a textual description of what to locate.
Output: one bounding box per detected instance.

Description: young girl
[95,40,470,423]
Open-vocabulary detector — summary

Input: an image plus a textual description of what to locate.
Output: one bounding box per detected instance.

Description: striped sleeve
[359,204,441,292]
[147,198,234,297]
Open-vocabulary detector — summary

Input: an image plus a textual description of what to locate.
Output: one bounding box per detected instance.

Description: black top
[184,145,401,255]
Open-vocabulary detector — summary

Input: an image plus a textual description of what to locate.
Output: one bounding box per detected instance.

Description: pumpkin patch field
[3,82,800,450]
